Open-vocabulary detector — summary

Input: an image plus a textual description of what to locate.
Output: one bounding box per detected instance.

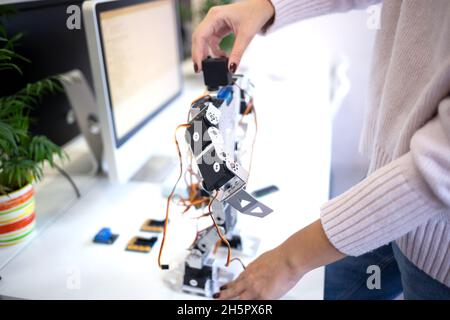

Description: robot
[162,57,273,297]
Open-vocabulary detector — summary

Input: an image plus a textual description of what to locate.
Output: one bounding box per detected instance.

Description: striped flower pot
[0,184,36,247]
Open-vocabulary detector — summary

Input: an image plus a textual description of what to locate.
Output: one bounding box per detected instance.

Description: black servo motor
[201,57,232,91]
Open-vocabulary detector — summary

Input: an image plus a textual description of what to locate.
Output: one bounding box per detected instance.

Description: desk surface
[0,179,324,299]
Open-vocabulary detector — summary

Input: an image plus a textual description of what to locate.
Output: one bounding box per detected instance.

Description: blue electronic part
[93,227,118,245]
[217,86,233,105]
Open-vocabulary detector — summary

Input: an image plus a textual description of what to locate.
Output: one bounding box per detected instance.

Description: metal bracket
[225,189,273,218]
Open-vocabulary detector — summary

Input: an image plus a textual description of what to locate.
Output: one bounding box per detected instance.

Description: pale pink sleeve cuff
[320,153,444,256]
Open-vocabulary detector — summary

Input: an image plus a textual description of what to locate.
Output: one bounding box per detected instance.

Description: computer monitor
[83,0,183,183]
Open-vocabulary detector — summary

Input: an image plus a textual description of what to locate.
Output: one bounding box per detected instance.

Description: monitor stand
[59,69,103,173]
[59,69,176,183]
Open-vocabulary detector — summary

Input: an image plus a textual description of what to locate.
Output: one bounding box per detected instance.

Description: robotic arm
[185,61,272,219]
[165,57,273,297]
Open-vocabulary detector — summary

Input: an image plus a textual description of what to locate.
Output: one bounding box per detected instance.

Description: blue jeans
[324,242,450,300]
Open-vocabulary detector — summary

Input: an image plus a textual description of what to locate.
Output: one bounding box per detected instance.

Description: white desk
[0,62,332,300]
[0,178,324,300]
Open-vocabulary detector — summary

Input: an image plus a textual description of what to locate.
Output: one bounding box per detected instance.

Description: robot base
[182,258,217,297]
[182,259,237,297]
[181,235,260,297]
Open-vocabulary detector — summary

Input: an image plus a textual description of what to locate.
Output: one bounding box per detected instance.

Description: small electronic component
[93,227,118,245]
[126,236,158,253]
[217,86,233,105]
[251,185,280,198]
[140,219,165,233]
[201,57,232,91]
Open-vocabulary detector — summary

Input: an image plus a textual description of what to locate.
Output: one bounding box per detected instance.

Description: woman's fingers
[192,7,229,72]
[192,14,213,72]
[192,28,210,72]
[217,273,262,300]
[192,0,275,73]
[238,290,257,300]
[208,37,228,58]
[217,275,247,300]
[228,31,253,73]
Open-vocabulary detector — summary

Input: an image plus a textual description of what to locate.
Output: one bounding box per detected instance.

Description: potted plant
[0,6,65,247]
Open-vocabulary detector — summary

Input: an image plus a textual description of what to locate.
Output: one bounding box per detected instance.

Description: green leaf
[0,62,22,74]
[0,120,18,149]
[7,32,23,47]
[0,158,39,189]
[28,135,67,166]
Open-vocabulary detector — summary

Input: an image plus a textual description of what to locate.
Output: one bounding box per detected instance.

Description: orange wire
[213,239,222,254]
[173,103,208,214]
[175,107,206,213]
[243,98,254,115]
[179,197,210,213]
[191,93,210,106]
[191,211,213,220]
[158,123,191,269]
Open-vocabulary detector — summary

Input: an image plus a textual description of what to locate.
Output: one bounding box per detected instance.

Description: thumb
[228,32,252,73]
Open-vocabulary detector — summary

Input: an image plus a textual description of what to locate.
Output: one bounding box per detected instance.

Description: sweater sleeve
[266,0,382,33]
[320,97,450,256]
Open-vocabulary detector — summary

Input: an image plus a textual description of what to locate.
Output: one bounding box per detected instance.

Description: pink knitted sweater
[267,0,450,287]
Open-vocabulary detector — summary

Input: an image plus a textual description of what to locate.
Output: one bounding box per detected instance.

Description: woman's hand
[192,0,275,74]
[215,246,305,300]
[214,219,345,300]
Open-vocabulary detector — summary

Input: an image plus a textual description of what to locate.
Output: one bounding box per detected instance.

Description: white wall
[241,7,379,196]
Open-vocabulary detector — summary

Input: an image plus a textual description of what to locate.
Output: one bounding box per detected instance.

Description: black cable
[54,163,81,199]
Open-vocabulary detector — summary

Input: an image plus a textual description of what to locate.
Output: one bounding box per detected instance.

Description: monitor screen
[97,0,182,146]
